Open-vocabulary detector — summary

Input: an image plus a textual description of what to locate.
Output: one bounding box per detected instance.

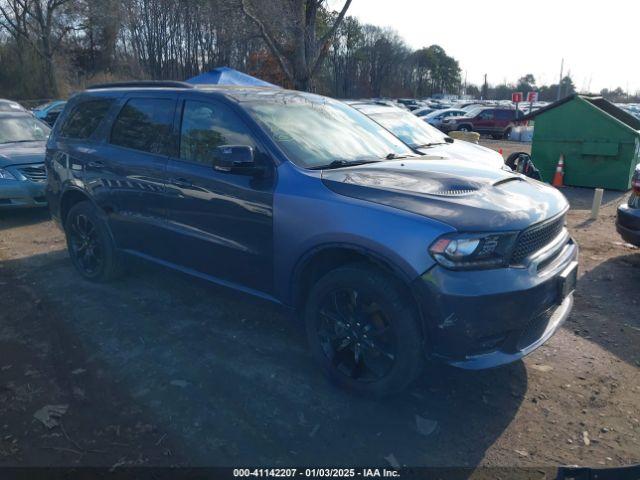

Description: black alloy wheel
[305,264,424,396]
[316,288,397,382]
[68,213,103,276]
[64,201,123,282]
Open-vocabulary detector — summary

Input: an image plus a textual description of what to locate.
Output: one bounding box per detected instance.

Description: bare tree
[0,0,75,95]
[240,0,352,90]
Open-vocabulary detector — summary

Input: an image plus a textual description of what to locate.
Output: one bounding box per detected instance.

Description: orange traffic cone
[552,155,565,187]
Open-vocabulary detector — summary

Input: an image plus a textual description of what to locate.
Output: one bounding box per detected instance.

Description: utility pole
[463,71,467,96]
[482,73,488,100]
[557,58,564,101]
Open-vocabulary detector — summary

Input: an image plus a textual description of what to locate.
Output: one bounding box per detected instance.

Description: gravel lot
[0,174,639,469]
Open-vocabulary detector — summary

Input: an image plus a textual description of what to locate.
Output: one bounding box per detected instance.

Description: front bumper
[0,179,47,208]
[412,236,578,369]
[616,203,640,246]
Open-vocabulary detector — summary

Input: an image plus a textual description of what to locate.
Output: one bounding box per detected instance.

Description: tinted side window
[496,110,515,120]
[59,99,113,139]
[111,98,174,155]
[478,110,494,119]
[180,100,256,165]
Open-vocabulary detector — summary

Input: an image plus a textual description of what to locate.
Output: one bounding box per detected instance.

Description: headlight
[0,168,16,180]
[429,232,518,270]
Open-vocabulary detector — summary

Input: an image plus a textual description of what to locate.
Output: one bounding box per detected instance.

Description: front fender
[272,162,454,305]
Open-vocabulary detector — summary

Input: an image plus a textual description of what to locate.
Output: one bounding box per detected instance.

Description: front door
[164,98,275,295]
[474,109,495,134]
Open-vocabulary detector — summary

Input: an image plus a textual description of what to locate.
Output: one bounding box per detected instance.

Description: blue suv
[46,82,578,395]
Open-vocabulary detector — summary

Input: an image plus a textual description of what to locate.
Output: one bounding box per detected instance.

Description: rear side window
[59,99,113,139]
[496,110,515,120]
[110,98,174,155]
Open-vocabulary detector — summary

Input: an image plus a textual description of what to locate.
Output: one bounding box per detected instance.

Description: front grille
[511,214,566,264]
[17,164,47,182]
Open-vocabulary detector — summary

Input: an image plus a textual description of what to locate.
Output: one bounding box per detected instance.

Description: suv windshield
[367,110,448,148]
[0,115,50,144]
[244,96,413,168]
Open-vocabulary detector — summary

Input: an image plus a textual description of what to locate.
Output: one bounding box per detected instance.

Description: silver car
[0,112,50,208]
[423,108,467,129]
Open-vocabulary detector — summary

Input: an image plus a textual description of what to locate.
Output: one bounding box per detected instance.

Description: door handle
[170,177,193,188]
[87,160,104,168]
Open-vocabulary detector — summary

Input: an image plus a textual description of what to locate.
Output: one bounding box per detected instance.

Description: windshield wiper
[384,153,418,160]
[413,142,447,148]
[0,139,38,144]
[309,159,380,170]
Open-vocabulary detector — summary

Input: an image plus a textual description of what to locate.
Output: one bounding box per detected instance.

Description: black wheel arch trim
[289,242,432,351]
[60,186,117,244]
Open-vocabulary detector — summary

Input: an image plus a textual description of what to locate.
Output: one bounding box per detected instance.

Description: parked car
[347,101,505,169]
[423,108,468,129]
[0,111,50,208]
[396,98,420,111]
[32,100,67,126]
[441,107,521,138]
[0,99,28,113]
[47,82,578,395]
[616,165,640,246]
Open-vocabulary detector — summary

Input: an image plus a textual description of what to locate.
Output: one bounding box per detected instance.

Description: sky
[342,0,639,93]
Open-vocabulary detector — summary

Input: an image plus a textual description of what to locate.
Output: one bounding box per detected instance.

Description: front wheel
[64,201,124,282]
[458,125,471,132]
[304,264,424,396]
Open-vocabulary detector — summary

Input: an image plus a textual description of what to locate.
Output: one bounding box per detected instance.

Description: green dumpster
[524,94,640,190]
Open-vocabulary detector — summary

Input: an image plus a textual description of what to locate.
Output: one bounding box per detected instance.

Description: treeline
[0,0,637,103]
[0,0,462,100]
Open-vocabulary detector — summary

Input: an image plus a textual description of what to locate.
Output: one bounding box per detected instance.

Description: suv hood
[417,140,504,168]
[0,141,46,167]
[322,158,568,231]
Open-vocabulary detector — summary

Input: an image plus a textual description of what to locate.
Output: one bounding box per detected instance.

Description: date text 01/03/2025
[232,468,400,478]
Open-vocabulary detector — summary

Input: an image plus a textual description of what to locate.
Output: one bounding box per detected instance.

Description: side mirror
[445,137,454,143]
[213,145,256,174]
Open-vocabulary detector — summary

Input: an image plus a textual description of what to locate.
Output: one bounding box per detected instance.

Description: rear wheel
[304,264,424,396]
[64,201,123,282]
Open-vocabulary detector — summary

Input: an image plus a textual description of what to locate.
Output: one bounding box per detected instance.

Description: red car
[440,107,520,139]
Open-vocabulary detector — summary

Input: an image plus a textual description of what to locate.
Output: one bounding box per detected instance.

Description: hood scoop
[430,185,480,197]
[336,170,484,198]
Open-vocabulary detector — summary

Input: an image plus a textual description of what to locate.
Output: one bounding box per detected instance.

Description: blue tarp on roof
[186,67,280,88]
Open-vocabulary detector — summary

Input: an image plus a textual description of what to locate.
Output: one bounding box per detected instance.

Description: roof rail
[87,80,194,90]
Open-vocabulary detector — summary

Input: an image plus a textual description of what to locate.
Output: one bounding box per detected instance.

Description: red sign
[512,92,523,103]
[527,91,539,102]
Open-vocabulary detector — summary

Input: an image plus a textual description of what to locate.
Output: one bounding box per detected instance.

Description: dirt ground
[0,172,639,470]
[479,139,532,159]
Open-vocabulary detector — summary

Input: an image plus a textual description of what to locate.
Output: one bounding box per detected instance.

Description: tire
[304,263,424,396]
[505,151,529,170]
[457,125,472,132]
[64,201,124,282]
[503,128,512,140]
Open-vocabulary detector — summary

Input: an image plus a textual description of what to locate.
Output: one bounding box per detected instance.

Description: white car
[347,101,505,169]
[423,108,468,129]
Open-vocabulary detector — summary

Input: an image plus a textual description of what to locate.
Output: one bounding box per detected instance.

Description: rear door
[495,109,516,134]
[97,94,177,258]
